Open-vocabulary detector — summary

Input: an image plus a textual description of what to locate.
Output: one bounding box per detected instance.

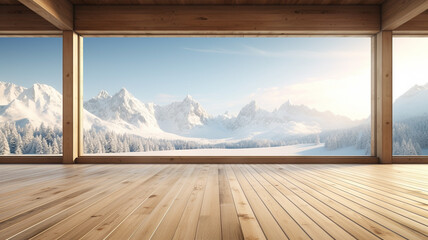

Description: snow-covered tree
[0,132,10,155]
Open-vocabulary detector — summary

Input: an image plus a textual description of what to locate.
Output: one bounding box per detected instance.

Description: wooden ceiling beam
[394,10,428,34]
[382,0,428,30]
[74,5,380,36]
[0,5,61,35]
[18,0,73,30]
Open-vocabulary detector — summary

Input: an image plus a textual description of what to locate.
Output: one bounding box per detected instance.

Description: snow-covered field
[87,143,367,156]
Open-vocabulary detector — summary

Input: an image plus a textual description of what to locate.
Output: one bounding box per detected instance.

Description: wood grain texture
[0,156,62,163]
[371,36,377,157]
[375,31,393,164]
[62,31,81,164]
[0,164,426,239]
[18,0,73,30]
[0,5,60,34]
[67,0,385,4]
[76,156,379,164]
[393,156,428,163]
[395,10,428,34]
[0,0,388,5]
[74,5,381,35]
[382,0,428,30]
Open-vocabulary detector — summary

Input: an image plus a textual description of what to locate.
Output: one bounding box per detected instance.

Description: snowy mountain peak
[17,83,62,104]
[184,94,194,102]
[116,88,132,98]
[155,95,210,132]
[0,83,62,128]
[0,82,26,105]
[84,87,159,130]
[95,90,111,99]
[239,100,259,115]
[394,82,428,121]
[400,83,428,98]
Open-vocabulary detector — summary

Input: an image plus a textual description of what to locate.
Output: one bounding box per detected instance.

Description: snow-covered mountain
[155,95,210,134]
[0,83,62,128]
[0,83,122,134]
[84,88,159,132]
[0,82,25,105]
[394,83,428,121]
[275,100,359,130]
[224,100,359,140]
[5,81,414,142]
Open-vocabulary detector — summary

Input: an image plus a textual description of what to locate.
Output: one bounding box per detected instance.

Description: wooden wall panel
[74,5,381,35]
[375,31,393,164]
[0,5,60,34]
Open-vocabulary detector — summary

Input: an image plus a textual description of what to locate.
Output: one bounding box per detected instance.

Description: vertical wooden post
[78,36,84,157]
[371,36,377,157]
[63,31,82,164]
[375,31,393,164]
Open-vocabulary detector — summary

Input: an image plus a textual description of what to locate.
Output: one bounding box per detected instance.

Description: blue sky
[83,37,372,119]
[0,37,377,119]
[0,38,62,91]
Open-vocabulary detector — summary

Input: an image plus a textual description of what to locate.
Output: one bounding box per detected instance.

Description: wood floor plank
[105,165,192,239]
[1,166,154,239]
[289,165,428,236]
[267,165,410,240]
[0,164,425,240]
[282,165,428,240]
[129,166,202,239]
[29,166,167,240]
[239,165,311,240]
[232,165,288,240]
[195,165,222,240]
[0,165,116,219]
[299,165,428,218]
[150,165,210,240]
[79,166,181,240]
[313,165,428,206]
[248,165,379,240]
[218,165,244,240]
[225,165,267,240]
[172,165,209,240]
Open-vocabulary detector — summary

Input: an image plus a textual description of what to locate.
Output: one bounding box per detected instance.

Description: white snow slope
[394,83,428,121]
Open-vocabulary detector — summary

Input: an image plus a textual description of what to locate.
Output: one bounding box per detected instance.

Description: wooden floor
[0,164,427,240]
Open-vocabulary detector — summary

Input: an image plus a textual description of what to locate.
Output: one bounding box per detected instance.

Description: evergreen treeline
[392,116,428,155]
[322,124,372,154]
[1,117,427,155]
[83,129,322,154]
[0,122,62,155]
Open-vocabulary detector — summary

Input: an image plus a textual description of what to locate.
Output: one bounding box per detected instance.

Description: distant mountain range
[1,81,426,141]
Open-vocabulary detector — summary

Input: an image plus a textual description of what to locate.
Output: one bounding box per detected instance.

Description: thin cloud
[183,47,244,55]
[184,45,367,59]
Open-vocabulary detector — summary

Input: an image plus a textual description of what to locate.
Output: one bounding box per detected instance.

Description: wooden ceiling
[0,0,386,5]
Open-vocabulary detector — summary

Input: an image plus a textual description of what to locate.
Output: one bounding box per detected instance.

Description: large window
[0,38,62,155]
[393,37,428,156]
[83,37,371,156]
